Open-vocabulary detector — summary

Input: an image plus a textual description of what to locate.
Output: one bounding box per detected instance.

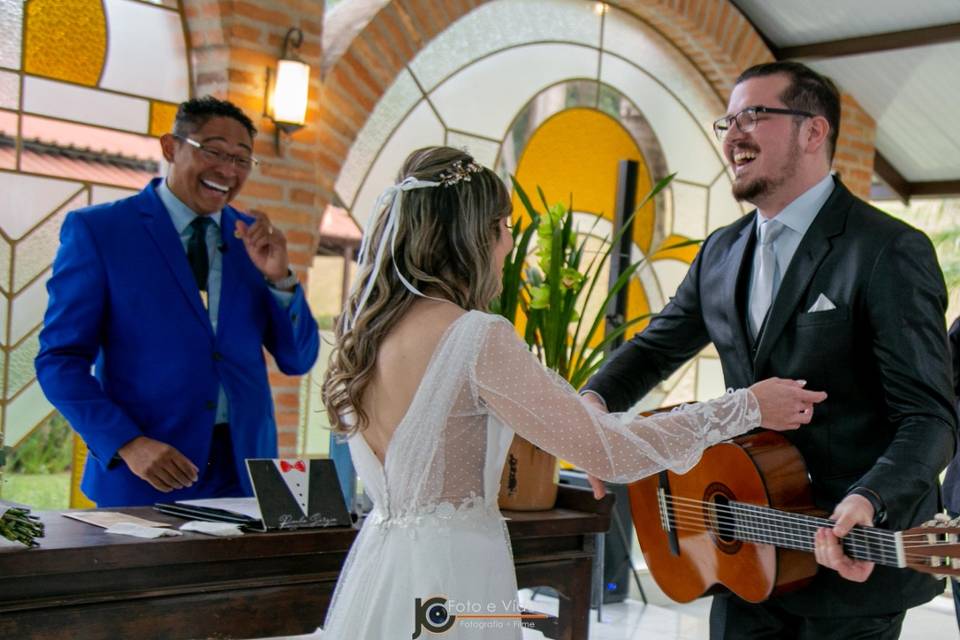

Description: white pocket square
[807,293,836,313]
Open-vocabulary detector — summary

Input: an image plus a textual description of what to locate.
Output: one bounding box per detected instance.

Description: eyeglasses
[712,106,815,142]
[173,135,259,170]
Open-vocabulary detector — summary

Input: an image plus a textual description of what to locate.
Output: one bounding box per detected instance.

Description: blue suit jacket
[36,179,320,506]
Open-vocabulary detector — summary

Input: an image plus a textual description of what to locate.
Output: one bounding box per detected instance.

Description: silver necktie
[749,219,784,338]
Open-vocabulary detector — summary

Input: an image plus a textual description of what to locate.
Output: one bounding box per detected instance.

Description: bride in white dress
[318,147,826,639]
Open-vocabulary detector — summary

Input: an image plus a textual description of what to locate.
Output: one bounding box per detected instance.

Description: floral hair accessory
[438,159,482,187]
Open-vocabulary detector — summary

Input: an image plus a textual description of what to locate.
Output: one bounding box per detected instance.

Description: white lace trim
[667,388,762,444]
[366,493,501,530]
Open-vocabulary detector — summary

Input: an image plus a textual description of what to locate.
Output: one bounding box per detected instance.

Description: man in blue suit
[36,97,320,507]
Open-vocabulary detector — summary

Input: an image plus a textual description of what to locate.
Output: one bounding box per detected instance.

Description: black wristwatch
[849,486,887,525]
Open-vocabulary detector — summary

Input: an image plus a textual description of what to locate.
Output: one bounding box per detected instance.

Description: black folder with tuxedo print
[155,458,351,531]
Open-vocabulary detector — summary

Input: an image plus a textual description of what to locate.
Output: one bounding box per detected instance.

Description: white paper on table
[105,523,182,539]
[180,521,245,537]
[176,497,262,520]
[62,511,171,528]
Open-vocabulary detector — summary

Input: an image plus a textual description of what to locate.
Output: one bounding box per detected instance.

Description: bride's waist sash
[366,497,503,531]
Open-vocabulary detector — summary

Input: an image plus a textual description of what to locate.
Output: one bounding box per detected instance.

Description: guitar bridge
[657,471,680,557]
[657,487,669,531]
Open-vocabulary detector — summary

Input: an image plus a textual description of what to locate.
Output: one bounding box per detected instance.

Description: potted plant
[492,174,684,510]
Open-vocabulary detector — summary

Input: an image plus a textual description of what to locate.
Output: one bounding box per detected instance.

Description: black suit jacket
[939,318,960,513]
[584,177,957,616]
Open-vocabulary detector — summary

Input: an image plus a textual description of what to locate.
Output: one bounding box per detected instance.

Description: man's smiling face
[162,116,254,215]
[723,73,803,208]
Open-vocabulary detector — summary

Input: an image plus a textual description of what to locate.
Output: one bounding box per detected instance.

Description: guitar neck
[730,502,904,567]
[648,436,960,583]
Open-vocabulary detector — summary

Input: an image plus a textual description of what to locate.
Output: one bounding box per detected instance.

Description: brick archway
[317,0,875,204]
[180,0,327,453]
[176,0,875,453]
[177,0,878,269]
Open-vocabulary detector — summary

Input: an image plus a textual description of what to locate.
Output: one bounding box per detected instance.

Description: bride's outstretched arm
[473,317,822,482]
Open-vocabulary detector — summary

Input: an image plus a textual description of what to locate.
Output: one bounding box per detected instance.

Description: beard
[730,134,802,205]
[732,174,769,203]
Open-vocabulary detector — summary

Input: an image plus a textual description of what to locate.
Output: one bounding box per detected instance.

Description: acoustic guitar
[627,430,960,603]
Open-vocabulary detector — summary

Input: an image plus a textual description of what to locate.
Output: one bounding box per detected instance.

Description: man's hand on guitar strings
[814,494,876,583]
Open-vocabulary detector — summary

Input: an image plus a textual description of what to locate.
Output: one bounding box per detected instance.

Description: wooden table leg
[516,555,595,640]
[555,556,593,640]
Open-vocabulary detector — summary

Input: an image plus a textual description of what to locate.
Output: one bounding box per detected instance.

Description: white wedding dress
[318,311,760,639]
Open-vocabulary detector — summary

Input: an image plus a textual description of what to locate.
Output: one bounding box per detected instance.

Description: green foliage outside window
[5,413,73,474]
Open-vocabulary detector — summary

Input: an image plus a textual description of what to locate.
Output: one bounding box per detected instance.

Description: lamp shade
[271,59,310,126]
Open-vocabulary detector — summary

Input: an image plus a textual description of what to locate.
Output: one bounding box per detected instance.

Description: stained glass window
[313,0,749,453]
[0,0,189,467]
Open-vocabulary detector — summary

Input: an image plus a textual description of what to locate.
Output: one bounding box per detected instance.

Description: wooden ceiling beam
[872,152,911,204]
[776,22,960,60]
[909,180,960,198]
[871,153,960,202]
[747,13,960,202]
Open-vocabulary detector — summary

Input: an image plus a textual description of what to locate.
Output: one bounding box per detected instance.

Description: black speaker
[559,469,632,604]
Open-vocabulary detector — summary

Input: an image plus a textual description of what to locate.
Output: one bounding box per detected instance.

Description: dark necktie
[187,216,213,292]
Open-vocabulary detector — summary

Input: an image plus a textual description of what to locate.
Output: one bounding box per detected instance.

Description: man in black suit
[583,61,956,639]
[940,317,960,628]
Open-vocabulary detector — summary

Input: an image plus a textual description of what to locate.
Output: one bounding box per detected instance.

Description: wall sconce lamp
[265,27,310,153]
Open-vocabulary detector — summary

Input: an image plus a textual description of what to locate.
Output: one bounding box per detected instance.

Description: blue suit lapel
[217,208,244,328]
[138,180,213,335]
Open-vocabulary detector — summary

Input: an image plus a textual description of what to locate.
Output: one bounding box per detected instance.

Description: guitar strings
[654,495,958,562]
[661,494,951,544]
[662,495,896,545]
[660,510,949,570]
[660,505,897,555]
[657,507,941,562]
[662,497,944,549]
[661,494,893,542]
[661,510,927,557]
[656,511,949,566]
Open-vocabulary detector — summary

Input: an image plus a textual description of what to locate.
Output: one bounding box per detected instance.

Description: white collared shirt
[748,173,835,314]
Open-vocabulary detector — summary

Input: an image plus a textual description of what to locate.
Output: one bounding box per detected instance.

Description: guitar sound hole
[704,482,743,554]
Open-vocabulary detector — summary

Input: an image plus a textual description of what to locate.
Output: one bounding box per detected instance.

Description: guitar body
[628,431,820,603]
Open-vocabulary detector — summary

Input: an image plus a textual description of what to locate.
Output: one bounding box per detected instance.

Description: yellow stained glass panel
[149,100,177,137]
[70,435,96,508]
[5,0,190,496]
[23,0,107,87]
[513,108,655,252]
[513,107,658,341]
[650,233,700,264]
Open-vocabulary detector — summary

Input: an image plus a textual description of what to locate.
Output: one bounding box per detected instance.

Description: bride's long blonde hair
[322,146,512,435]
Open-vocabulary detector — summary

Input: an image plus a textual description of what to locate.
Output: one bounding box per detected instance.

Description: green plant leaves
[496,173,681,386]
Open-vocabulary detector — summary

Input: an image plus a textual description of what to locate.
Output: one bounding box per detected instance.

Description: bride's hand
[581,393,609,499]
[749,377,827,431]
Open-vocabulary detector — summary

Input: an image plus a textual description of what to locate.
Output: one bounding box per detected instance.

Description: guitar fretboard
[732,502,903,567]
[657,491,906,568]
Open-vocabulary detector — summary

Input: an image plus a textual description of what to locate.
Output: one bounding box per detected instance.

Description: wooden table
[0,486,612,640]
